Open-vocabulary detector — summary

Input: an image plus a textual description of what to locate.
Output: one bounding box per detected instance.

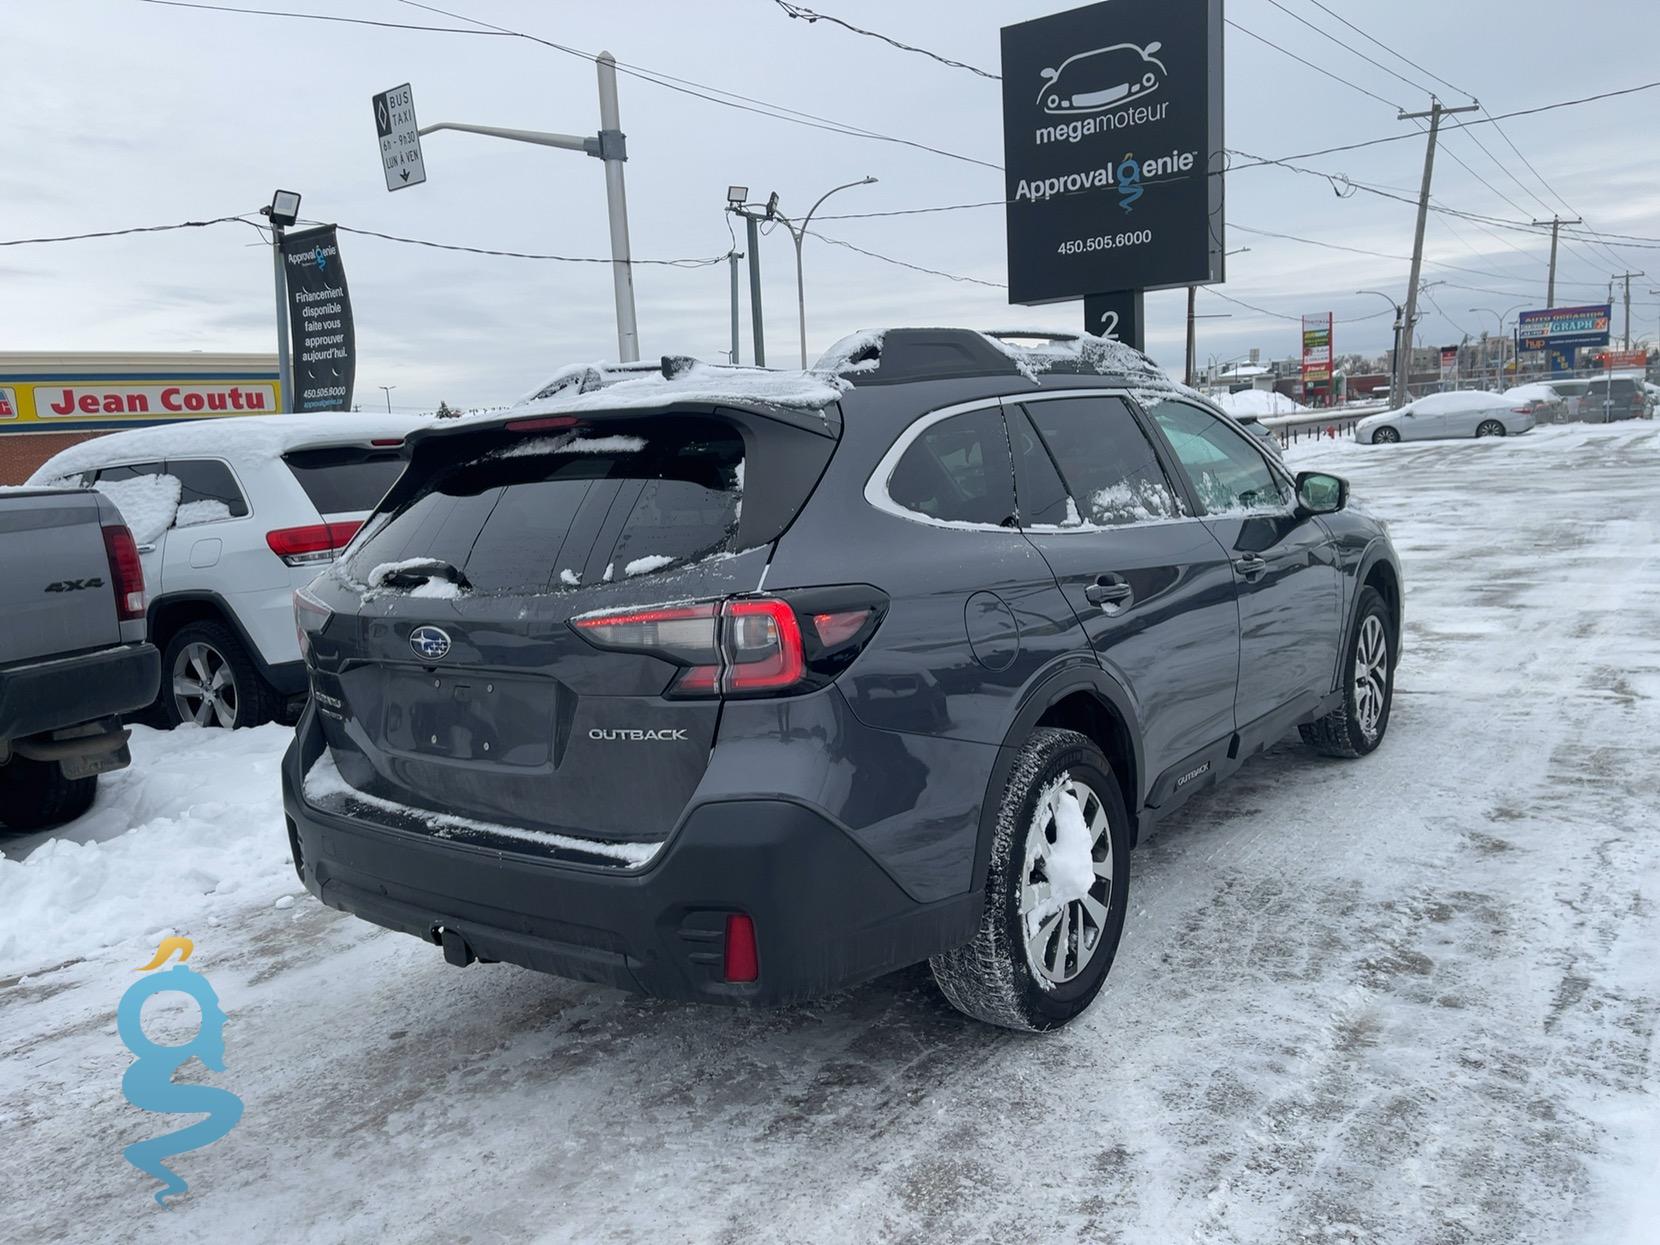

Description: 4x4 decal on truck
[45,577,105,593]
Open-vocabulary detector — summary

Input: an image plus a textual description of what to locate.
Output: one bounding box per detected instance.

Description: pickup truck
[1,487,161,830]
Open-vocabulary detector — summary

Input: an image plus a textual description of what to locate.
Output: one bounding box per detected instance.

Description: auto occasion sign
[1517,304,1611,352]
[1001,0,1224,306]
[280,225,357,412]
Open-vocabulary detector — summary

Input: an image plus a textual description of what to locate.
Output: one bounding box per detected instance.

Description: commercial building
[0,351,281,484]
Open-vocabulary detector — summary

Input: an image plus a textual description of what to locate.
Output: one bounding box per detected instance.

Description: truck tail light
[101,523,146,621]
[266,521,363,567]
[571,588,887,699]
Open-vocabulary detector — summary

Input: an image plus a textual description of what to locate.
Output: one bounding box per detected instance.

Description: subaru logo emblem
[410,625,452,661]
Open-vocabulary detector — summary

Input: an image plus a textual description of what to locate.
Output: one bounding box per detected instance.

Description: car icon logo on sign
[410,626,452,661]
[1038,41,1167,115]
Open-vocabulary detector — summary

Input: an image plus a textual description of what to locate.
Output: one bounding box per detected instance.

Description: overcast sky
[5,0,1658,409]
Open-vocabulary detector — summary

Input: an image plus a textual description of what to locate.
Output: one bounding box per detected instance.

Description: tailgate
[0,492,121,666]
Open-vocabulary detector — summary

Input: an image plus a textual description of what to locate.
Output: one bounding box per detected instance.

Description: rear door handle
[1084,575,1134,610]
[1233,554,1268,582]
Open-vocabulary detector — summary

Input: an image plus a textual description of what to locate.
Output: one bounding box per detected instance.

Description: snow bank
[1217,388,1307,417]
[94,473,180,544]
[0,724,296,977]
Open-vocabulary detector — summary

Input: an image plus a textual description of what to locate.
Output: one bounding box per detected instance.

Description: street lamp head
[726,185,748,208]
[861,176,878,185]
[765,191,780,220]
[265,189,301,227]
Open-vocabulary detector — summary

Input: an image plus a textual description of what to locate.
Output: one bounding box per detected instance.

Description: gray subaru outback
[281,329,1401,1031]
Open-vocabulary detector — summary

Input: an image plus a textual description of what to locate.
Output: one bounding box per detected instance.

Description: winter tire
[1476,420,1506,438]
[1300,585,1394,759]
[930,727,1131,1032]
[1373,427,1401,444]
[0,757,97,831]
[161,621,278,729]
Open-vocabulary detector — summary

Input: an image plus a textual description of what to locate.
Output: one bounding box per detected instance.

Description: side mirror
[1296,471,1347,515]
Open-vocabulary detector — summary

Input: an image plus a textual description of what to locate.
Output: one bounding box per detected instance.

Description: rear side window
[886,407,1015,527]
[342,420,744,592]
[1020,397,1182,526]
[167,458,248,521]
[284,447,409,515]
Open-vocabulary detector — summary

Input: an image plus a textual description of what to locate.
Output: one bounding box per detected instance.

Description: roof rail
[815,327,1172,389]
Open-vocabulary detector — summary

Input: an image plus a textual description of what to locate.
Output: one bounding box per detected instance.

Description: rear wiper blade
[371,557,473,591]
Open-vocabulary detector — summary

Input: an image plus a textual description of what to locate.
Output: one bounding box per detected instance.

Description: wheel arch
[1356,545,1404,657]
[972,664,1146,900]
[147,592,290,688]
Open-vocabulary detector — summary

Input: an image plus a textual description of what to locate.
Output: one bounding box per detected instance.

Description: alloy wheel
[172,641,239,728]
[1353,614,1389,741]
[1019,775,1114,985]
[1375,427,1400,444]
[1476,420,1505,437]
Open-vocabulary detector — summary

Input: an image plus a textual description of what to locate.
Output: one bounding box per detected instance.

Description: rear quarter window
[284,447,409,515]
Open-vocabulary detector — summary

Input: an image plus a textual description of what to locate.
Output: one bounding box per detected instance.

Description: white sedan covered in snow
[1355,391,1537,444]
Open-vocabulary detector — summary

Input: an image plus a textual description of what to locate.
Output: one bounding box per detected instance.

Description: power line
[809,231,1005,289]
[1296,0,1470,99]
[0,213,258,247]
[137,0,514,35]
[333,224,728,266]
[770,0,999,79]
[1225,19,1401,111]
[1259,0,1441,100]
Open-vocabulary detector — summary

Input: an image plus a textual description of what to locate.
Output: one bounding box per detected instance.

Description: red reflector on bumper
[723,913,758,983]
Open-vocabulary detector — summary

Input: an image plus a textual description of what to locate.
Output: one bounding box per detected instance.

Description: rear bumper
[280,713,979,1006]
[0,642,160,744]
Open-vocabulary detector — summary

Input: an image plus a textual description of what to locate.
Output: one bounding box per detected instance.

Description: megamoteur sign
[1001,0,1225,306]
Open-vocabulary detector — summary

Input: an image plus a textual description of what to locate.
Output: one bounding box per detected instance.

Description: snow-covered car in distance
[1038,42,1166,114]
[1355,391,1536,444]
[1502,383,1570,424]
[29,413,425,729]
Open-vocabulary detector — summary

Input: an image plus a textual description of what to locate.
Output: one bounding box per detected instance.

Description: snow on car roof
[816,327,1180,390]
[27,412,429,482]
[504,359,847,419]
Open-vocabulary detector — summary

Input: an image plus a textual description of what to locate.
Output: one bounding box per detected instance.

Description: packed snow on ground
[1217,388,1308,417]
[93,474,180,545]
[2,423,1658,1244]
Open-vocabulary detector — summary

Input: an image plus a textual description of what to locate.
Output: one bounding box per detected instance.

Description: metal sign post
[371,60,640,362]
[1083,291,1145,351]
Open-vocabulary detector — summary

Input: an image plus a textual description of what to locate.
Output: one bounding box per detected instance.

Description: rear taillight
[571,588,886,699]
[100,523,146,621]
[294,586,332,662]
[266,521,363,567]
[505,416,582,433]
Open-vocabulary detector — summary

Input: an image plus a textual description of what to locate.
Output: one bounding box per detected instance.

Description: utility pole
[1395,99,1480,408]
[728,251,743,365]
[726,187,773,367]
[1531,216,1581,309]
[1612,271,1646,350]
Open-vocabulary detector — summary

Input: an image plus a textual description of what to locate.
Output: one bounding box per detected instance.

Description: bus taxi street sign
[373,83,427,193]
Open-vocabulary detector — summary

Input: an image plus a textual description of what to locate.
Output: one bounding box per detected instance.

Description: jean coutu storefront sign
[1001,0,1225,305]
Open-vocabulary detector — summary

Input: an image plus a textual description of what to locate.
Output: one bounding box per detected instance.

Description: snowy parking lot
[3,422,1658,1244]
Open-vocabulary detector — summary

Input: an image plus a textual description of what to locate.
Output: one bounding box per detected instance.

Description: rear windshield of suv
[284,447,410,515]
[340,419,744,593]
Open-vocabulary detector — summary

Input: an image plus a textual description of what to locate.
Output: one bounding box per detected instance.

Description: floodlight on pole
[727,186,748,208]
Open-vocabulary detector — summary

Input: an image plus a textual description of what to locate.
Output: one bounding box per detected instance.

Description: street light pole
[413,54,639,361]
[1357,289,1404,406]
[771,177,877,369]
[378,385,396,413]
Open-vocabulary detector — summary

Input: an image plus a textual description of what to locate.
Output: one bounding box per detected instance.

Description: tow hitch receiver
[436,926,475,967]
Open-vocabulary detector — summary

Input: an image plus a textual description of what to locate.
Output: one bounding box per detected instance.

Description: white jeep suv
[30,413,425,728]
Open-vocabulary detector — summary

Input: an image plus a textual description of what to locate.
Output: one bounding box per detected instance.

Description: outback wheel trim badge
[410,626,452,661]
[1354,614,1388,740]
[1020,774,1113,987]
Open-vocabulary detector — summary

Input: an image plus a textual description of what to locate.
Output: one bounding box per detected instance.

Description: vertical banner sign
[1001,0,1224,306]
[1300,314,1332,394]
[280,226,355,412]
[1440,346,1458,379]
